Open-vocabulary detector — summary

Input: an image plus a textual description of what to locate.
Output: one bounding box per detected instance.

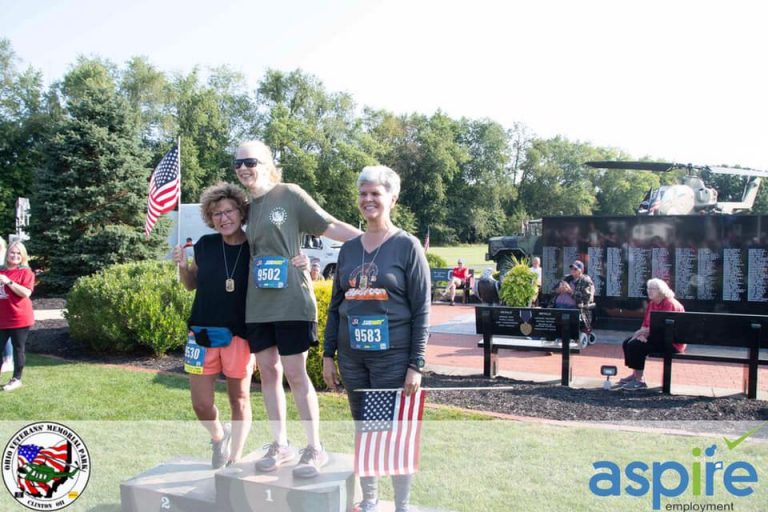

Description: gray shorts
[337,348,410,420]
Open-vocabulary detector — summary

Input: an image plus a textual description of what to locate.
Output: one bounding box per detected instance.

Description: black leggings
[622,335,682,371]
[0,327,30,380]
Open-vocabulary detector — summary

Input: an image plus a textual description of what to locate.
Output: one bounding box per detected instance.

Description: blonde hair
[6,241,29,267]
[199,182,249,228]
[647,278,675,299]
[237,140,282,184]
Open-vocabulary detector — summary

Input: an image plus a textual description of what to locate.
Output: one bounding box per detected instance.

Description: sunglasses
[234,158,261,169]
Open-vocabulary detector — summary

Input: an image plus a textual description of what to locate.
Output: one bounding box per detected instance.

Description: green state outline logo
[2,421,90,511]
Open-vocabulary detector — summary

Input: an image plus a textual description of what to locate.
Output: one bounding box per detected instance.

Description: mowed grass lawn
[1,355,767,511]
[428,244,488,272]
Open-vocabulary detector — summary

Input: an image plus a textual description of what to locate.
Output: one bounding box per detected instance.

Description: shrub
[308,279,334,389]
[499,257,538,307]
[426,252,447,268]
[66,261,193,355]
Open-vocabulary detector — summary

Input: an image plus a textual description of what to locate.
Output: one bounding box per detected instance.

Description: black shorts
[246,321,318,356]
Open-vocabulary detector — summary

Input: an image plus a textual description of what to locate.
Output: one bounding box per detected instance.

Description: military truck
[485,219,542,276]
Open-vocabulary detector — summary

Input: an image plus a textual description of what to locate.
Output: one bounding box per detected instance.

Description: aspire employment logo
[589,422,766,510]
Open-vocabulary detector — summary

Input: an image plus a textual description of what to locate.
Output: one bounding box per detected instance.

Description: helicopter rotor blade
[708,166,768,178]
[585,161,682,172]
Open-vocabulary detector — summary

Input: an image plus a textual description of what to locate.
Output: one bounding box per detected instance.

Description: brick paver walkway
[427,303,768,397]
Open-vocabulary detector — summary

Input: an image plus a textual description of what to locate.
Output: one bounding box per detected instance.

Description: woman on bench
[617,278,685,390]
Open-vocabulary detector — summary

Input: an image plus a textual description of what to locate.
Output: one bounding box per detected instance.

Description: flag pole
[355,386,522,392]
[176,136,182,281]
[176,136,182,248]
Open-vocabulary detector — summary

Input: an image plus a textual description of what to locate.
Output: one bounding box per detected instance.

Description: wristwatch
[408,356,426,373]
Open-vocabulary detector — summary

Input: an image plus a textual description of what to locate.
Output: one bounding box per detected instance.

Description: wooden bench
[430,268,475,304]
[648,311,768,399]
[475,306,581,385]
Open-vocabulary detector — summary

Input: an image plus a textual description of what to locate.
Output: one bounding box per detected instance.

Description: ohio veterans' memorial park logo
[589,422,767,510]
[3,422,90,511]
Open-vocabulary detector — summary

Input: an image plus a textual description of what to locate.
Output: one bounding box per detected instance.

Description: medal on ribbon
[519,309,533,336]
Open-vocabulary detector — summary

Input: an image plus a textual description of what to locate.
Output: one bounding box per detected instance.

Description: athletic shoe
[255,441,295,472]
[292,445,329,479]
[352,500,380,512]
[621,379,648,391]
[3,378,21,392]
[211,423,232,469]
[617,375,636,386]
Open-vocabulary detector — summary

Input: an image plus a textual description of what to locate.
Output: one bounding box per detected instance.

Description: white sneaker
[3,378,22,391]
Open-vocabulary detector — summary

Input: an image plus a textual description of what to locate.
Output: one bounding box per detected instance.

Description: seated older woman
[618,278,685,390]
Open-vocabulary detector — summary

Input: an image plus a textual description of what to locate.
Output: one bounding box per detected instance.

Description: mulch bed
[26,299,768,429]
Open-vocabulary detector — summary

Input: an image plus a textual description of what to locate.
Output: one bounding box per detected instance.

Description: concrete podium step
[120,452,355,512]
[215,451,355,512]
[120,457,217,512]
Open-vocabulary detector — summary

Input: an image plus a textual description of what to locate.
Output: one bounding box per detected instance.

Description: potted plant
[498,257,538,307]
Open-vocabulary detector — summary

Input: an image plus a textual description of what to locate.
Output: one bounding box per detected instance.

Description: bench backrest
[430,268,474,286]
[475,305,579,340]
[648,311,768,349]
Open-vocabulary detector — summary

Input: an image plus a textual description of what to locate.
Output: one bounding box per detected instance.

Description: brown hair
[199,182,249,228]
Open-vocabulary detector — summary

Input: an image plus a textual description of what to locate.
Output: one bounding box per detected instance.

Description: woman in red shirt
[0,241,35,392]
[618,278,685,390]
[444,258,469,306]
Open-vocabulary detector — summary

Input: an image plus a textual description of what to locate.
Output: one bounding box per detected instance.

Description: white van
[167,205,340,278]
[301,234,341,279]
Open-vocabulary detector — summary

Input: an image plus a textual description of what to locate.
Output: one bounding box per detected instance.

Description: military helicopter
[585,161,768,215]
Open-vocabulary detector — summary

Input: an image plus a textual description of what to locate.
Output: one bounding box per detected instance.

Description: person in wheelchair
[550,260,595,347]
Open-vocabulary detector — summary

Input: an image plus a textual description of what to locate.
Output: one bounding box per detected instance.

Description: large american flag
[17,441,72,498]
[144,146,180,237]
[355,389,426,477]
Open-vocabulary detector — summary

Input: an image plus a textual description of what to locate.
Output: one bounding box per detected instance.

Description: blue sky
[3,0,767,169]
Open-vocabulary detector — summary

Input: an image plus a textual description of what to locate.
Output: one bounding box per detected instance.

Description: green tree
[29,59,167,291]
[0,39,48,238]
[256,69,375,223]
[452,118,515,242]
[517,136,600,217]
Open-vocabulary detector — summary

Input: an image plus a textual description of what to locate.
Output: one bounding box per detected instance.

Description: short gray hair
[646,278,675,299]
[357,165,401,198]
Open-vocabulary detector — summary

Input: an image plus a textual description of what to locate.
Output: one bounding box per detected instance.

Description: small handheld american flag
[144,146,180,237]
[355,389,426,477]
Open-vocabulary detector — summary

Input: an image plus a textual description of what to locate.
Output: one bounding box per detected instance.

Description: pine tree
[29,60,169,291]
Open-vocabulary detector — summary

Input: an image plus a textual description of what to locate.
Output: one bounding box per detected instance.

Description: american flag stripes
[355,389,426,477]
[17,442,72,498]
[144,146,180,237]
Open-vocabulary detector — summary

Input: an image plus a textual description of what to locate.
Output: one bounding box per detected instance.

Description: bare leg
[255,347,288,445]
[226,368,253,462]
[189,374,225,441]
[282,351,321,448]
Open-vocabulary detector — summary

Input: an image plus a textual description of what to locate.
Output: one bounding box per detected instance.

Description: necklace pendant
[359,274,368,289]
[225,278,235,293]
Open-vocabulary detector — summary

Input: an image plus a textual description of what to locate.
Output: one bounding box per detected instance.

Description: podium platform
[120,452,354,512]
[121,452,447,512]
[120,457,217,512]
[216,452,354,511]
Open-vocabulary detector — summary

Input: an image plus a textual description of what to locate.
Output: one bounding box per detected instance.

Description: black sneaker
[255,441,295,472]
[292,445,329,479]
[210,423,231,469]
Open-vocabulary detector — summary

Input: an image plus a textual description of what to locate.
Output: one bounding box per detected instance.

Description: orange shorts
[200,336,254,379]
